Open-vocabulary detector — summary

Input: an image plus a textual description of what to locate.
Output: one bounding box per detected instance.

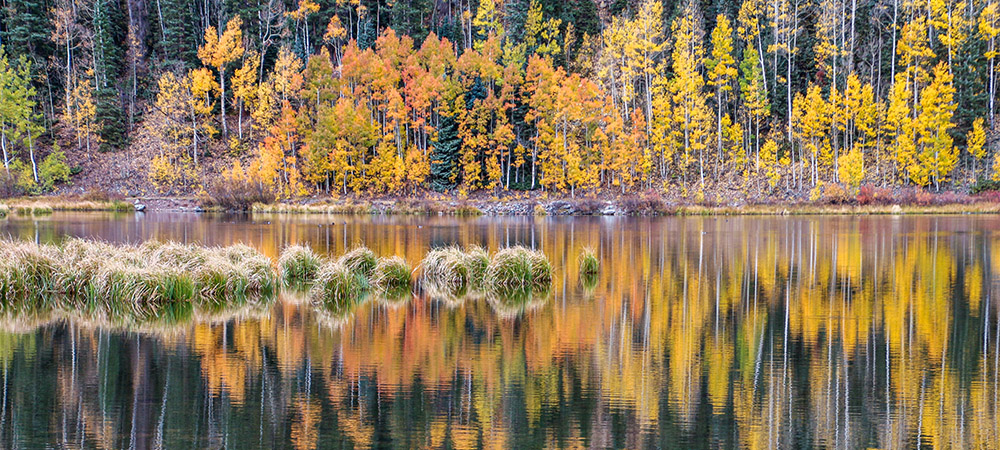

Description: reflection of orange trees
[8,216,1000,448]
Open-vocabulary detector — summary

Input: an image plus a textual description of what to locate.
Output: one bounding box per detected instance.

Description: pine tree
[431,111,462,192]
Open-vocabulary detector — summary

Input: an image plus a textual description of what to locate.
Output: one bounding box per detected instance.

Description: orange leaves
[524,55,608,194]
[256,102,306,198]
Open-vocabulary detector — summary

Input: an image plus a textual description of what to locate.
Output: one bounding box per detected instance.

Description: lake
[0,212,996,449]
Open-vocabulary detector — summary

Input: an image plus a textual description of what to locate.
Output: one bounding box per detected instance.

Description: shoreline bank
[8,195,1000,216]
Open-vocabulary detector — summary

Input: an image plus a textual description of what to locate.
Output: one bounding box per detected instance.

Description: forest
[0,0,998,202]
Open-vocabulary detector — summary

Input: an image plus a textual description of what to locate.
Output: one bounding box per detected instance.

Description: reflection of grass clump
[278,244,323,285]
[487,284,551,319]
[310,262,367,308]
[484,246,553,295]
[339,246,377,279]
[372,256,412,300]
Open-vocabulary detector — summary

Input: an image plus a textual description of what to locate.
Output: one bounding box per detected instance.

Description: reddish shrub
[856,185,894,205]
[975,191,1000,203]
[621,190,666,215]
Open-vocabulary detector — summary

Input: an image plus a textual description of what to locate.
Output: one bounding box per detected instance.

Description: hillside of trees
[1,0,999,202]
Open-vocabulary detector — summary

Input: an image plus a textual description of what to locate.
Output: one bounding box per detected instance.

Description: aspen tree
[707,15,737,178]
[198,16,244,138]
[968,117,987,179]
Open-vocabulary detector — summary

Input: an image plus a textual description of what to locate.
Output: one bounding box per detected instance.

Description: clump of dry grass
[309,262,368,310]
[484,246,553,295]
[420,247,470,293]
[418,245,500,304]
[339,246,377,279]
[371,256,412,300]
[579,248,599,276]
[278,244,323,285]
[0,238,277,319]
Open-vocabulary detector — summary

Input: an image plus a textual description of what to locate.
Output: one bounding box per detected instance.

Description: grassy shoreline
[1,198,133,216]
[8,195,1000,216]
[251,200,1000,216]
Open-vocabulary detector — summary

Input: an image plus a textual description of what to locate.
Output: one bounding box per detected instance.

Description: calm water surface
[0,212,997,449]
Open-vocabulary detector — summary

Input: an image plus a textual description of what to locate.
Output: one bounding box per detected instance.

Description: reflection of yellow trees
[6,215,1000,448]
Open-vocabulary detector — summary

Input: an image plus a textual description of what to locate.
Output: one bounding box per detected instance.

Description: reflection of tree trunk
[129,337,155,450]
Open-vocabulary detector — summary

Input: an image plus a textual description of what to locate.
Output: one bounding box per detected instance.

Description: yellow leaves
[472,0,504,47]
[914,62,957,187]
[707,15,737,91]
[898,17,935,72]
[254,102,306,198]
[737,0,761,40]
[190,67,218,137]
[286,0,319,21]
[837,148,865,189]
[524,0,562,58]
[198,16,244,70]
[232,51,260,106]
[760,138,780,187]
[323,15,347,43]
[968,117,987,160]
[68,77,98,149]
[272,47,304,101]
[148,154,179,191]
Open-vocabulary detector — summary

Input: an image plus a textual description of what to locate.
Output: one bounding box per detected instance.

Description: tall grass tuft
[0,238,277,318]
[371,256,412,301]
[484,246,553,295]
[421,247,470,291]
[278,244,323,285]
[464,246,490,288]
[0,241,61,310]
[579,248,599,276]
[339,246,377,279]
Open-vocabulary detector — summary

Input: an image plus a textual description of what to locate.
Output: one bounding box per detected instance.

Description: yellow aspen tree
[231,51,260,141]
[255,102,306,198]
[152,72,193,160]
[70,76,98,154]
[707,15,737,177]
[790,84,829,186]
[596,15,634,119]
[968,117,987,180]
[885,74,914,184]
[272,47,304,102]
[189,67,219,168]
[722,114,746,178]
[286,0,320,52]
[198,16,244,138]
[980,2,1000,126]
[992,151,1000,181]
[915,63,957,189]
[838,148,865,190]
[523,0,562,58]
[649,70,678,181]
[631,0,666,136]
[472,0,503,47]
[760,138,780,188]
[740,46,769,177]
[670,12,710,186]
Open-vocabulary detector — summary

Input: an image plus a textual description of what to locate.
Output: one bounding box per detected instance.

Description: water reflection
[0,213,997,448]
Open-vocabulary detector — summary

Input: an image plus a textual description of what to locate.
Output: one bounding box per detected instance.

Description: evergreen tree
[95,87,126,152]
[430,113,462,192]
